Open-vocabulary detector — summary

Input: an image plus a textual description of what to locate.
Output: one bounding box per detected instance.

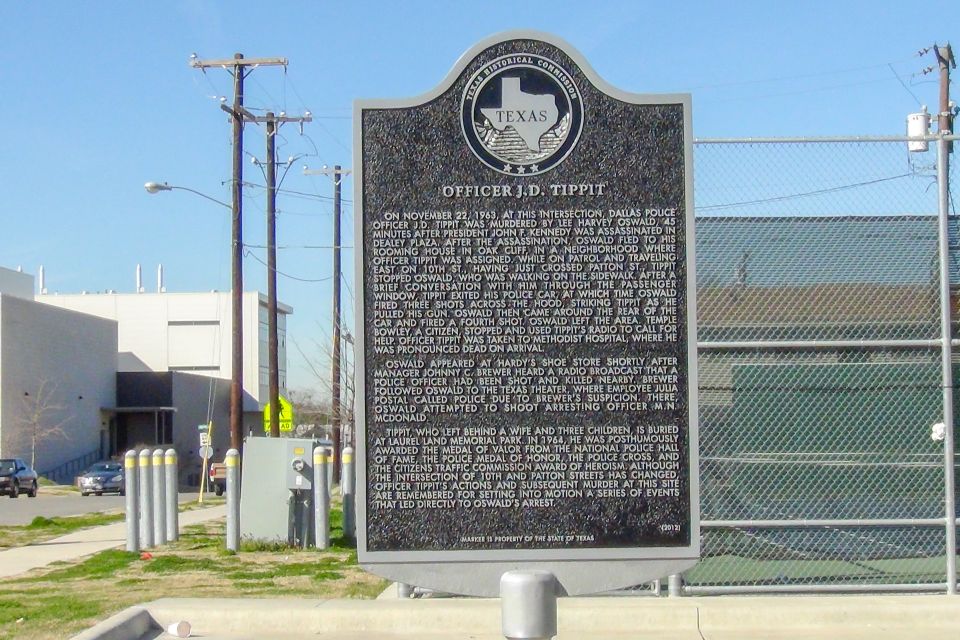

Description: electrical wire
[888,64,924,106]
[676,56,920,92]
[698,174,915,211]
[243,248,333,283]
[243,243,353,250]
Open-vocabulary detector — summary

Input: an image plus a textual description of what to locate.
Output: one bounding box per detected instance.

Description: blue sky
[0,1,954,393]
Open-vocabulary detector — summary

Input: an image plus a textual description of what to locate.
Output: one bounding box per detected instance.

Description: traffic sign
[263,395,295,432]
[198,445,214,459]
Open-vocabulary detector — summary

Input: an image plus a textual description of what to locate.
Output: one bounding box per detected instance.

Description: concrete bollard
[165,449,179,542]
[225,448,240,552]
[152,449,166,546]
[500,570,557,640]
[138,449,154,548]
[342,446,355,539]
[314,446,330,549]
[668,573,683,597]
[124,450,139,552]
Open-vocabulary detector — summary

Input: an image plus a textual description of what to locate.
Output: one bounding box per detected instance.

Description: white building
[39,289,292,409]
[0,268,117,478]
[0,265,292,485]
[38,282,292,484]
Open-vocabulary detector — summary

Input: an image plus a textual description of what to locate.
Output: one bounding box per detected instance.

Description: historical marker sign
[355,31,698,596]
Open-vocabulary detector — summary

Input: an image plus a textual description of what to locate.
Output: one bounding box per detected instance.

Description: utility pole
[237,111,312,438]
[190,54,287,455]
[934,42,957,595]
[304,165,351,481]
[935,43,955,149]
[266,114,279,438]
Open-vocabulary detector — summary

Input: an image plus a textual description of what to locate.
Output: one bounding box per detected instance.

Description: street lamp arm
[144,182,231,209]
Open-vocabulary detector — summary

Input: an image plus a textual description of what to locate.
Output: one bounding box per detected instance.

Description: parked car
[208,462,226,496]
[78,461,124,496]
[0,458,39,498]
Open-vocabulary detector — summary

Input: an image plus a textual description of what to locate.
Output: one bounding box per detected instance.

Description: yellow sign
[263,395,295,432]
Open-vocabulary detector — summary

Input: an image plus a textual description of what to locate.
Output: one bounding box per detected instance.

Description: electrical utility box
[239,436,326,546]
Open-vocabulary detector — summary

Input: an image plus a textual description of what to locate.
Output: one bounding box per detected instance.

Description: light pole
[144,181,244,453]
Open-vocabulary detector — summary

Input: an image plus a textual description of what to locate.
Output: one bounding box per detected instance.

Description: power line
[676,56,920,93]
[244,243,354,250]
[243,181,353,204]
[243,249,333,283]
[888,63,923,106]
[698,174,915,211]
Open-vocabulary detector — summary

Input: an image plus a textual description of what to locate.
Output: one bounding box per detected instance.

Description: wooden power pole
[233,110,312,437]
[304,165,351,481]
[935,43,955,150]
[190,54,287,455]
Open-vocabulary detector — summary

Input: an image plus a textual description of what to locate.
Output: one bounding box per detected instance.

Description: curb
[70,594,960,639]
[68,606,156,640]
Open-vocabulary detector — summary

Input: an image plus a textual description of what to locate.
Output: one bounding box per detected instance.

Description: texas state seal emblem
[461,53,584,176]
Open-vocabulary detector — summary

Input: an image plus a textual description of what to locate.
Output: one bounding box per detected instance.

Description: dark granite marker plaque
[355,31,698,596]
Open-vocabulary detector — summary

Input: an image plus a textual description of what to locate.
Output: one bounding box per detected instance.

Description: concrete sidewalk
[0,504,227,578]
[73,593,960,639]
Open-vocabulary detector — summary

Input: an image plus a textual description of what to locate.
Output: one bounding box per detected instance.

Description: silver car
[78,461,124,496]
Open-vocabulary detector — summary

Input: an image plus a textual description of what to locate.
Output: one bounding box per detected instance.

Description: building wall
[38,291,290,409]
[0,267,34,300]
[169,372,231,485]
[0,295,117,472]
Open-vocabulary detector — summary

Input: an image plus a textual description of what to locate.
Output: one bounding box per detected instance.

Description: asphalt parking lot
[0,490,202,526]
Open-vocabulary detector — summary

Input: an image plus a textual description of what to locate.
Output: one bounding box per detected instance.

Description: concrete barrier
[68,606,155,640]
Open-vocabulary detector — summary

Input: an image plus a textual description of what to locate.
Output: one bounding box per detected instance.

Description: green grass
[0,512,125,549]
[0,506,388,640]
[22,550,138,583]
[26,512,123,531]
[0,593,101,632]
[142,555,223,573]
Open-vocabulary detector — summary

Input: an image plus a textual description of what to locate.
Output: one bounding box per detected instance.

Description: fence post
[165,449,179,542]
[342,446,355,539]
[124,450,139,552]
[138,449,153,548]
[152,449,166,546]
[314,446,330,549]
[225,448,240,552]
[937,136,957,594]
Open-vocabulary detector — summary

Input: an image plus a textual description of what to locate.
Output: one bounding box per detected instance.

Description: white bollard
[500,570,557,640]
[668,573,683,597]
[342,446,355,539]
[314,446,330,549]
[138,449,153,548]
[165,449,179,542]
[152,449,166,545]
[225,449,240,552]
[124,450,139,552]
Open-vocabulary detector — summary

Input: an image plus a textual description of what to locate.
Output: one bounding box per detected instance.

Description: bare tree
[290,331,356,439]
[15,379,71,470]
[287,388,332,440]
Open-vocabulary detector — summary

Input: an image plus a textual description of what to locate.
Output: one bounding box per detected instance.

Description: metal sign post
[198,423,212,503]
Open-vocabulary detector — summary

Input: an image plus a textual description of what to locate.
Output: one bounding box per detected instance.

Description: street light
[145,180,244,454]
[144,182,230,209]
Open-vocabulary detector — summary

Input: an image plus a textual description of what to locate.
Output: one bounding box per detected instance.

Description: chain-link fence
[688,136,959,594]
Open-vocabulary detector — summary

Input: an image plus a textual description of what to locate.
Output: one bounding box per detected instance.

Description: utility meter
[286,443,312,490]
[239,436,326,546]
